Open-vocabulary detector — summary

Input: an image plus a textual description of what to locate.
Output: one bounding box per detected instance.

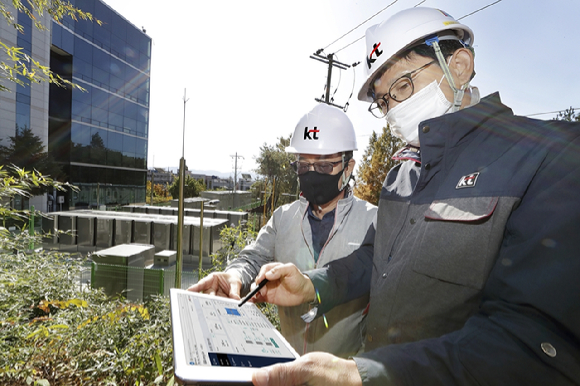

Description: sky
[101,0,580,178]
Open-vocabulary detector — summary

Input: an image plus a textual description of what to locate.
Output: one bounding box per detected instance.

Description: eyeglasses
[291,160,343,175]
[368,60,437,119]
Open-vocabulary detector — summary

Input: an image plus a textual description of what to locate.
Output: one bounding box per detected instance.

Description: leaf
[154,350,163,375]
[68,298,88,307]
[166,375,175,386]
[26,328,43,339]
[49,324,69,330]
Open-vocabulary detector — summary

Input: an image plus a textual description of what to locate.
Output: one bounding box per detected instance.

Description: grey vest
[227,194,377,357]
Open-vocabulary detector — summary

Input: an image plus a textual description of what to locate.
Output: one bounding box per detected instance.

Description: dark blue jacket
[308,93,580,385]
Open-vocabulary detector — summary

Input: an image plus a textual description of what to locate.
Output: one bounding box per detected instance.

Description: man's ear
[449,48,474,87]
[346,158,355,176]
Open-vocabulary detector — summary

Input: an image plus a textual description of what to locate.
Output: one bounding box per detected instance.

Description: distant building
[211,176,233,190]
[148,167,174,186]
[238,173,254,191]
[0,0,151,211]
[166,170,255,193]
[200,190,254,211]
[188,172,213,189]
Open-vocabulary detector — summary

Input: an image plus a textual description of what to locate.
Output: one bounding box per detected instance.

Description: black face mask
[298,169,345,207]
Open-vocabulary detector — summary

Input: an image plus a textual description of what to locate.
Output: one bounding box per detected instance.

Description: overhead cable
[525,108,580,118]
[322,0,399,51]
[331,0,503,55]
[334,36,364,54]
[457,0,503,20]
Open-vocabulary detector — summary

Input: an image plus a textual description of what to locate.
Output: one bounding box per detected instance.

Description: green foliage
[0,0,100,91]
[146,181,171,205]
[0,169,277,385]
[168,175,206,199]
[0,168,174,386]
[554,107,580,122]
[354,126,404,205]
[207,224,258,273]
[0,165,74,229]
[0,250,174,386]
[253,135,298,215]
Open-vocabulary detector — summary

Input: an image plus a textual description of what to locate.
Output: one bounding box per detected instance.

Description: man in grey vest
[189,103,377,358]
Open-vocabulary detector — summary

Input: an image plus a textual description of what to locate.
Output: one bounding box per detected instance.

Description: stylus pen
[238,279,269,307]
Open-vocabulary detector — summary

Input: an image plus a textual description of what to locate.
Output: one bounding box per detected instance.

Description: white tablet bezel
[170,288,299,385]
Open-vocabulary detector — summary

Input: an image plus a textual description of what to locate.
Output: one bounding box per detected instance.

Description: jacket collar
[419,92,513,148]
[299,191,355,219]
[391,93,512,164]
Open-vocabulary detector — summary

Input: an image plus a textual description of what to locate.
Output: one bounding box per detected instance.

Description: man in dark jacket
[249,7,580,386]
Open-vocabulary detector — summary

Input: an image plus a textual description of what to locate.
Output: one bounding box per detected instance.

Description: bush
[0,251,174,385]
[0,167,278,385]
[0,167,174,385]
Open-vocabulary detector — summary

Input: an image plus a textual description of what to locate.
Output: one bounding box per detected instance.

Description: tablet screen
[174,290,296,368]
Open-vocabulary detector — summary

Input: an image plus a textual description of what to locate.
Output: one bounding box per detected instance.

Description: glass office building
[49,0,151,209]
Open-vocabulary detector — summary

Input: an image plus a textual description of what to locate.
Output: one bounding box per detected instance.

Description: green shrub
[0,167,174,385]
[0,167,278,385]
[0,251,174,385]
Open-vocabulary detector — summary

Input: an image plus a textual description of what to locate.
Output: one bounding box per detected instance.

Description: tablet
[170,288,299,385]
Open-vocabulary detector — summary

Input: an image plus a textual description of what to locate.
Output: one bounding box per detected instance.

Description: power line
[330,0,504,54]
[332,0,429,54]
[334,35,364,54]
[525,108,580,118]
[457,0,503,20]
[322,0,399,51]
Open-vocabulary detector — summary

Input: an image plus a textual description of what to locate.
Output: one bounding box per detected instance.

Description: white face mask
[386,79,452,147]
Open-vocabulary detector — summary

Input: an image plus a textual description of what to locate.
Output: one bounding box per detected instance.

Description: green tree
[554,107,580,122]
[0,127,63,193]
[0,165,73,228]
[168,174,206,199]
[1,0,99,91]
[253,135,298,213]
[354,126,404,205]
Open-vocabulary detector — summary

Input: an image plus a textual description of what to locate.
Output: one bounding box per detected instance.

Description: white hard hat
[286,103,357,155]
[358,7,474,102]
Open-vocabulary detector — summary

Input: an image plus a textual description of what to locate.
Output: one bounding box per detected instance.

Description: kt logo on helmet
[304,126,319,140]
[367,42,383,69]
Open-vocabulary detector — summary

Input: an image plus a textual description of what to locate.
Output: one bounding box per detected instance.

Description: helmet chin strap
[340,153,351,191]
[425,36,468,112]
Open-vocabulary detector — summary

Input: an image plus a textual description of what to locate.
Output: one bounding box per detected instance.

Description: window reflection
[50,2,151,208]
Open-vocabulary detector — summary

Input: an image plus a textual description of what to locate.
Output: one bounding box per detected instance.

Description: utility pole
[230,152,244,209]
[149,155,154,205]
[309,50,352,109]
[175,89,189,289]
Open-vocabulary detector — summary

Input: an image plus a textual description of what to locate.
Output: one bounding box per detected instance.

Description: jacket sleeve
[306,222,375,315]
[353,129,580,385]
[226,212,278,296]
